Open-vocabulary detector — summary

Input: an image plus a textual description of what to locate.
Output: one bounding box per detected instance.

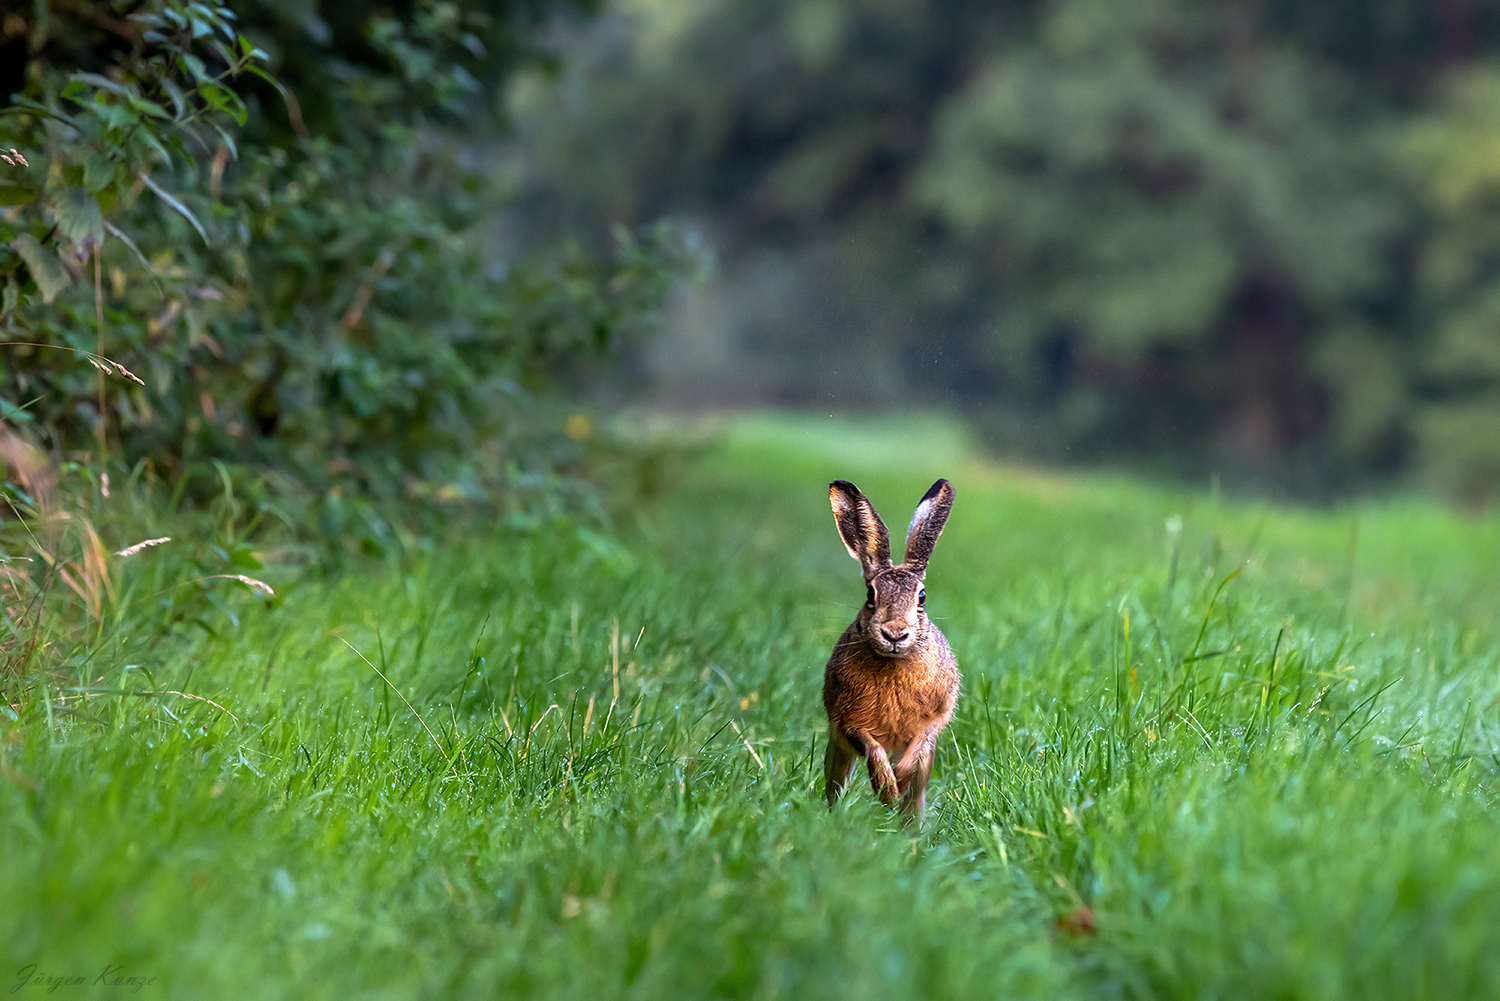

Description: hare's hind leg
[823,727,857,806]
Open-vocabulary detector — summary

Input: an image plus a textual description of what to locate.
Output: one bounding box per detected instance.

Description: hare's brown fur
[822,479,959,825]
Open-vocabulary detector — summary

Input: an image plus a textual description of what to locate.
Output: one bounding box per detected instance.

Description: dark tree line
[509,0,1500,499]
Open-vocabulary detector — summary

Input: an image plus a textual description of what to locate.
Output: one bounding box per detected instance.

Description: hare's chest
[862,666,955,747]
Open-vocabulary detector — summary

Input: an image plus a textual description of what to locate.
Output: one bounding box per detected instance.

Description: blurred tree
[506,0,1500,498]
[915,0,1394,463]
[1399,67,1500,502]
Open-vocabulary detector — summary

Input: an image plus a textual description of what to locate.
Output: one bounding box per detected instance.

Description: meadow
[5,412,1500,999]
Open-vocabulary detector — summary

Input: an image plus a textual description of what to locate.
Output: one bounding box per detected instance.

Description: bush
[0,0,699,534]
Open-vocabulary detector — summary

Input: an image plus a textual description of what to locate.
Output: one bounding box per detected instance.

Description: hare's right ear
[830,480,891,580]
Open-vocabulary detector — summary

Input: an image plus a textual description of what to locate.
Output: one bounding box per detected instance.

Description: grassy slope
[5,412,1500,999]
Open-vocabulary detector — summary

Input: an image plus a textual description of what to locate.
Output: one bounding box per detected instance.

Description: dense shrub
[0,0,698,531]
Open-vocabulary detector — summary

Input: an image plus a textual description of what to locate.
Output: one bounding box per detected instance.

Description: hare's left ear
[904,479,954,573]
[830,480,891,580]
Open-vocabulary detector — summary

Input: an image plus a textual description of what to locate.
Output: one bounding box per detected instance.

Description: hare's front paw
[867,746,899,807]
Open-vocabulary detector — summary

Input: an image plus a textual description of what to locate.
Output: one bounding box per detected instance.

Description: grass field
[5,412,1500,999]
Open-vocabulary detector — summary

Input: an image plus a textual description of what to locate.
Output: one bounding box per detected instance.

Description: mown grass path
[6,414,1500,999]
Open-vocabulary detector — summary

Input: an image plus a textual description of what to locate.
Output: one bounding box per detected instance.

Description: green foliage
[238,0,599,139]
[0,0,696,529]
[6,414,1500,996]
[0,1,263,405]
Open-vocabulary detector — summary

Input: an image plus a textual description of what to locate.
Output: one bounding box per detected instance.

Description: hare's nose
[881,628,909,646]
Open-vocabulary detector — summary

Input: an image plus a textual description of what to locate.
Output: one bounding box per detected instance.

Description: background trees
[507,0,1500,498]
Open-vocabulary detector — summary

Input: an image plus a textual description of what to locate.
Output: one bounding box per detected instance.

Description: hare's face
[862,567,927,658]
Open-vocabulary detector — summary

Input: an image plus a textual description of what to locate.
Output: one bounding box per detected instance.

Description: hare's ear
[904,478,954,573]
[830,480,891,579]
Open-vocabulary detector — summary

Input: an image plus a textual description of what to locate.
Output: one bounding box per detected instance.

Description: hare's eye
[918,589,926,607]
[865,585,875,608]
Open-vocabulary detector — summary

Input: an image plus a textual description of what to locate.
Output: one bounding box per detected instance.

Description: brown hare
[823,478,959,826]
